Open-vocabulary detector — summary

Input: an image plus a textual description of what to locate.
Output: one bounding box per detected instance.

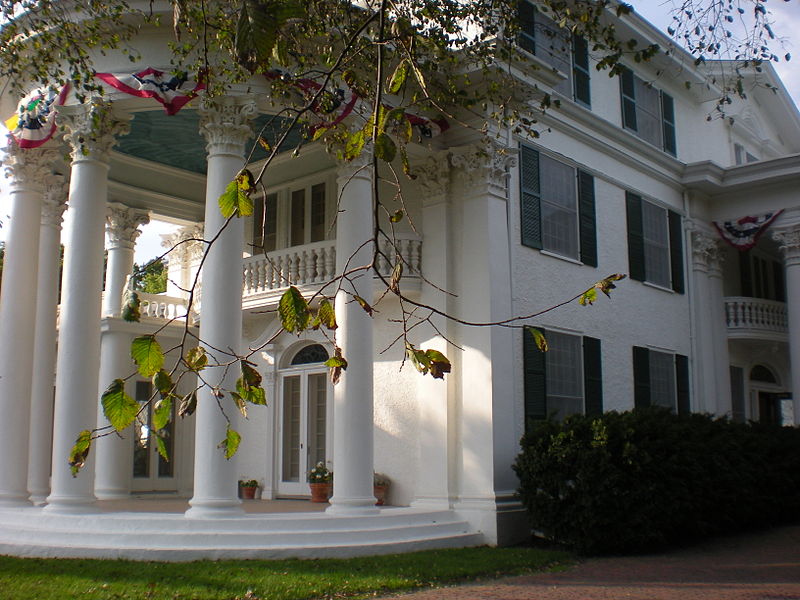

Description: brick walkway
[382,525,800,600]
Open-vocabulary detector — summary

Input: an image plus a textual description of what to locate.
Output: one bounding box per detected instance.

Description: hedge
[513,408,800,555]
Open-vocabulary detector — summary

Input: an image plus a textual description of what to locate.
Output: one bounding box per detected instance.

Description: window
[520,144,597,266]
[252,181,330,253]
[523,328,602,427]
[739,250,785,301]
[620,67,676,155]
[517,1,591,106]
[625,192,684,293]
[253,192,278,253]
[632,347,690,413]
[734,143,758,165]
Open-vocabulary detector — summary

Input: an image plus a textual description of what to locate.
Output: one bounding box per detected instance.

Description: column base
[326,495,380,516]
[95,488,132,501]
[43,495,98,514]
[29,493,48,506]
[0,494,32,508]
[410,496,451,510]
[185,497,244,519]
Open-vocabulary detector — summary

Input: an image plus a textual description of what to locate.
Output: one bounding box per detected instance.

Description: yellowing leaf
[353,295,374,316]
[390,210,404,223]
[131,335,164,377]
[155,434,169,461]
[219,425,241,459]
[526,327,548,352]
[153,396,173,431]
[185,346,208,372]
[580,287,598,306]
[101,379,138,431]
[69,430,92,477]
[325,348,347,385]
[316,299,337,330]
[387,59,409,94]
[178,392,197,418]
[374,132,397,162]
[279,286,311,334]
[152,369,173,397]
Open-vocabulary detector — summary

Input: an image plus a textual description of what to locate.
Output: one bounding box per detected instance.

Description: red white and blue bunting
[95,68,205,115]
[5,85,70,149]
[713,210,784,250]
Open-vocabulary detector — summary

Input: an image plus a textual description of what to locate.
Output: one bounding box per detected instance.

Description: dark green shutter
[517,0,536,54]
[668,210,685,293]
[523,327,547,429]
[675,354,690,415]
[620,68,637,130]
[583,336,603,416]
[739,250,753,296]
[572,35,591,107]
[520,145,542,249]
[578,170,597,267]
[632,346,650,408]
[661,92,677,156]
[626,192,645,282]
[773,260,786,302]
[730,366,745,423]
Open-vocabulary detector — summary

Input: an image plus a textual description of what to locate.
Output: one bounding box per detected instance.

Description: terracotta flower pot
[373,484,388,506]
[309,482,332,502]
[241,486,258,500]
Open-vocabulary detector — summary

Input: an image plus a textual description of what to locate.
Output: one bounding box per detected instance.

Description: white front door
[277,370,329,496]
[132,380,177,492]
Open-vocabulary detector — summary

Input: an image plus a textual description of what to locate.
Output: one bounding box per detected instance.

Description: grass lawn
[0,546,572,600]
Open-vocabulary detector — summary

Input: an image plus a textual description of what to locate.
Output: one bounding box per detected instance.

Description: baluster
[399,238,410,273]
[735,301,743,327]
[303,250,314,284]
[243,262,252,295]
[411,239,421,273]
[315,248,326,283]
[291,252,301,284]
[264,258,274,290]
[325,246,336,282]
[275,254,285,288]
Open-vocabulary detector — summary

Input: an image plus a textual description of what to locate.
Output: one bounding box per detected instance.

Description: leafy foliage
[278,286,311,334]
[132,259,168,294]
[130,335,165,378]
[100,379,138,432]
[219,425,242,460]
[121,289,141,322]
[514,409,800,555]
[68,430,92,477]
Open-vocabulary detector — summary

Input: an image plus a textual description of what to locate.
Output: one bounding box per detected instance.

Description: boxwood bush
[513,408,800,555]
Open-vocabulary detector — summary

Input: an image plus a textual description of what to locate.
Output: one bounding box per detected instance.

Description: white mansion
[0,2,798,558]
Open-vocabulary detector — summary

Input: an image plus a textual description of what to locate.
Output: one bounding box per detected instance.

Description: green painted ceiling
[115,110,302,174]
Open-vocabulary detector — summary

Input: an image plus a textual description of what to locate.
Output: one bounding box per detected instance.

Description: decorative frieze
[106,203,150,250]
[58,102,130,164]
[41,174,68,229]
[198,96,257,157]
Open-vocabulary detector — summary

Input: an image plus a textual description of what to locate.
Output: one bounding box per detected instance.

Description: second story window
[620,67,676,156]
[517,1,591,107]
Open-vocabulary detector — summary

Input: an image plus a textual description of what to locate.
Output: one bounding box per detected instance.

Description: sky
[0,2,798,264]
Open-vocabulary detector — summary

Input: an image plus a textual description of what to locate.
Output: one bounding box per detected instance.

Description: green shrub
[513,408,800,555]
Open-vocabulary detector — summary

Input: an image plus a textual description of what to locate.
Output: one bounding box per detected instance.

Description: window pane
[649,351,676,410]
[545,331,583,420]
[307,373,327,471]
[634,77,662,147]
[282,376,301,482]
[642,201,670,287]
[253,192,277,253]
[133,381,151,478]
[535,11,572,96]
[310,183,326,243]
[290,189,305,247]
[540,155,578,258]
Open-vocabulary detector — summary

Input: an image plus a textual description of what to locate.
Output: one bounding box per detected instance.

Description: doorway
[277,344,331,497]
[132,380,177,491]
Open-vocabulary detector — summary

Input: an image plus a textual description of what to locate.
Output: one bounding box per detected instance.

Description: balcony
[241,234,422,308]
[724,297,788,341]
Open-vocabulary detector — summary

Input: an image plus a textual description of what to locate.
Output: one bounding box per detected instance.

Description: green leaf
[218,170,255,218]
[152,369,173,397]
[219,425,241,459]
[121,289,141,322]
[185,346,208,372]
[424,349,451,379]
[231,392,248,418]
[155,434,169,462]
[316,299,337,330]
[153,395,172,431]
[241,360,262,387]
[279,286,311,334]
[178,392,197,418]
[131,335,164,378]
[579,287,598,306]
[526,327,548,352]
[325,348,347,384]
[344,128,366,161]
[374,132,397,162]
[69,430,92,477]
[387,59,409,94]
[101,379,138,432]
[236,361,267,406]
[390,210,404,223]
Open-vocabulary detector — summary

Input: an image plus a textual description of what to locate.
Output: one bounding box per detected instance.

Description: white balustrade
[139,292,192,320]
[724,297,788,334]
[241,235,422,299]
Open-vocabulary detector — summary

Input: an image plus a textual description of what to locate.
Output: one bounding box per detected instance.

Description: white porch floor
[0,497,483,561]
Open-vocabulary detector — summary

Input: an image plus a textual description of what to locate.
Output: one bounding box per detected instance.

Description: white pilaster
[773,223,800,425]
[326,152,378,515]
[449,141,521,544]
[0,141,57,507]
[45,103,129,513]
[411,153,452,510]
[186,96,255,518]
[690,228,731,415]
[94,204,149,500]
[28,175,68,504]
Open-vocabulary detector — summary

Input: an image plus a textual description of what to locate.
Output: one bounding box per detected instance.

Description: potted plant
[238,479,259,500]
[373,472,390,506]
[308,462,332,503]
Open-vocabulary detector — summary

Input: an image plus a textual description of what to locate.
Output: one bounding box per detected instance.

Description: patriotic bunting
[95,68,204,115]
[713,210,784,251]
[5,85,69,149]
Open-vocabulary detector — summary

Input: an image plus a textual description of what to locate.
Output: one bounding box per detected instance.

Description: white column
[690,228,731,415]
[411,153,452,509]
[186,96,255,518]
[773,224,800,425]
[0,141,56,507]
[45,103,129,513]
[27,175,68,505]
[449,141,519,544]
[327,153,378,515]
[94,204,149,500]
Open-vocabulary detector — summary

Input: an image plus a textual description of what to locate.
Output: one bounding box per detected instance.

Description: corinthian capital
[198,95,257,157]
[773,226,800,264]
[449,139,518,195]
[2,139,59,191]
[58,102,130,164]
[691,229,725,275]
[106,203,150,250]
[414,152,450,202]
[41,174,68,229]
